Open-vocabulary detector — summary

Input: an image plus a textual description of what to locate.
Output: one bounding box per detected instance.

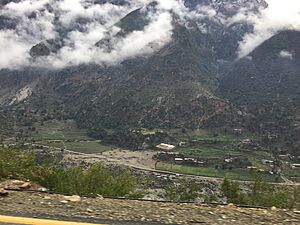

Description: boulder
[19,182,32,190]
[0,188,8,197]
[63,195,81,202]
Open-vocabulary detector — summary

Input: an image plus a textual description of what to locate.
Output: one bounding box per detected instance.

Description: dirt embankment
[1,189,299,225]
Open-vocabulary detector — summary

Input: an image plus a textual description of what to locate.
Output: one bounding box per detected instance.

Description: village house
[278,154,291,160]
[261,159,274,165]
[241,139,253,145]
[247,166,258,170]
[291,164,300,169]
[174,158,184,163]
[153,152,206,167]
[178,141,188,147]
[156,143,176,151]
[267,133,278,140]
[233,128,243,136]
[224,158,233,163]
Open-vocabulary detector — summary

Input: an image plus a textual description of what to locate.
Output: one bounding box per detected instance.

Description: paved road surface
[0,215,168,225]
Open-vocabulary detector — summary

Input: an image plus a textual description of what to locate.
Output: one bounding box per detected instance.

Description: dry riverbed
[62,149,157,170]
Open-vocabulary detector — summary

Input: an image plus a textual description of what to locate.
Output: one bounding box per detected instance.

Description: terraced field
[32,120,112,153]
[156,132,277,182]
[156,162,277,182]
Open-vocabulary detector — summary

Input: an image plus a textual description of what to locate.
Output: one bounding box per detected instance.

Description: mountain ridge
[0,0,299,156]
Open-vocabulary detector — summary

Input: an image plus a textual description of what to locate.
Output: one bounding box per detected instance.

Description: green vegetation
[281,163,300,183]
[34,164,138,197]
[175,132,269,158]
[177,145,234,158]
[39,140,112,154]
[165,178,200,201]
[0,147,38,180]
[33,120,91,141]
[165,178,219,203]
[91,128,173,150]
[0,147,140,197]
[221,176,300,209]
[31,120,112,153]
[156,162,277,182]
[157,132,277,182]
[221,177,241,202]
[177,145,271,159]
[64,141,112,153]
[190,134,242,143]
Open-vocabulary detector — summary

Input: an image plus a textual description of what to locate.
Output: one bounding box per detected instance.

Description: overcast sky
[0,0,299,70]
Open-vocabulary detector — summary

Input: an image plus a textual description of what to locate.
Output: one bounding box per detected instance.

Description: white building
[156,143,176,151]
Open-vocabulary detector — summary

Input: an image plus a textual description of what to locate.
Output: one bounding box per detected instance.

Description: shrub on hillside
[33,164,138,197]
[165,178,200,201]
[221,177,241,203]
[0,147,38,180]
[221,175,300,209]
[0,147,139,197]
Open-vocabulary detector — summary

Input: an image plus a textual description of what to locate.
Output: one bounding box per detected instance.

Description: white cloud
[0,0,299,69]
[156,0,187,19]
[4,0,50,16]
[48,9,173,68]
[0,0,187,70]
[101,11,173,64]
[0,30,30,69]
[237,0,300,58]
[279,50,293,60]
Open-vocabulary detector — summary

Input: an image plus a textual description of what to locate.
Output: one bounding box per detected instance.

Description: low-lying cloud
[236,0,300,58]
[0,0,299,70]
[0,0,183,69]
[279,50,294,60]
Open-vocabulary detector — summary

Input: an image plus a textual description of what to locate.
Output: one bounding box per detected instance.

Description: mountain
[6,23,243,131]
[1,0,299,153]
[218,30,300,152]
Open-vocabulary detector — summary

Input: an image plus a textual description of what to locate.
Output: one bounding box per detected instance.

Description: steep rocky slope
[0,0,262,130]
[1,0,299,147]
[219,30,300,153]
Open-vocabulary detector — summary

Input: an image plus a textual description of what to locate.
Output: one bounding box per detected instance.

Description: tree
[87,126,107,140]
[221,177,240,203]
[249,171,269,202]
[166,178,200,202]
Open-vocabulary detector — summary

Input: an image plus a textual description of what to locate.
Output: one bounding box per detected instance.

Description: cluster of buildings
[154,152,206,167]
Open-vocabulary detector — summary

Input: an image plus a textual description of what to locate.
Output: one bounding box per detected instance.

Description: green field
[32,120,112,154]
[177,146,235,158]
[38,140,113,154]
[177,145,273,161]
[32,120,92,141]
[157,131,276,182]
[156,162,277,182]
[281,163,300,182]
[191,134,242,143]
[65,141,113,153]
